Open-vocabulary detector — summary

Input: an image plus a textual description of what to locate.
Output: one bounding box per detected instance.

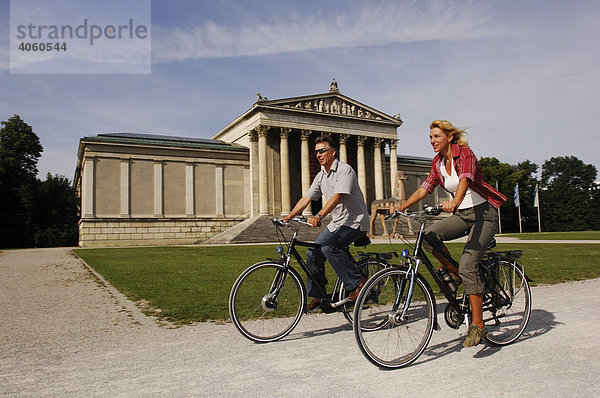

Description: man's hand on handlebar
[275,216,321,227]
[306,215,321,227]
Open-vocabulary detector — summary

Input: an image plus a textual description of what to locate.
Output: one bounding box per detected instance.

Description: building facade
[74,134,250,247]
[74,82,446,247]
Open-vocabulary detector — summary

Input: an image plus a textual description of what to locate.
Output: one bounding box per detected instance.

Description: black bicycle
[229,217,395,343]
[352,206,532,369]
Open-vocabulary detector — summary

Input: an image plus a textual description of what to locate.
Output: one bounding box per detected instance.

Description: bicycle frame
[277,227,329,301]
[273,220,364,310]
[392,208,529,330]
[391,211,466,327]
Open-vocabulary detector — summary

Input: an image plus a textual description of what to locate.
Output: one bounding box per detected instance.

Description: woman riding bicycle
[395,120,506,347]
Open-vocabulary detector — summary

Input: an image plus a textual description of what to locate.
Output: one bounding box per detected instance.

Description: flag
[514,183,520,207]
[533,184,539,208]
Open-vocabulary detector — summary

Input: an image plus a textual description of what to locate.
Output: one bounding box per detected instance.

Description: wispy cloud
[153,1,498,63]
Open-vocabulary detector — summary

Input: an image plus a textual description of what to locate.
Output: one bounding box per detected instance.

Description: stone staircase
[204,215,329,244]
[204,214,420,245]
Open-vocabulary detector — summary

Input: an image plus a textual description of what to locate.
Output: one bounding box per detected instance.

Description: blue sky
[1,0,599,181]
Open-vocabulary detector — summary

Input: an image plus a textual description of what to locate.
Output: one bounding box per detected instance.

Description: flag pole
[534,183,542,232]
[514,182,522,233]
[496,180,502,234]
[537,201,541,232]
[518,202,522,233]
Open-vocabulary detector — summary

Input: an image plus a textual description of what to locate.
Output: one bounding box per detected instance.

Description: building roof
[74,133,248,189]
[83,132,248,152]
[395,154,432,165]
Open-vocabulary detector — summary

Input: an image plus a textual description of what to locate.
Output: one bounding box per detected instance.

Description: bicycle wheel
[340,258,388,325]
[229,262,305,343]
[483,259,531,345]
[353,268,435,369]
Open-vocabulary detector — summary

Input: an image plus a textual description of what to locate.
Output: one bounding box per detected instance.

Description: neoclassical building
[74,81,445,247]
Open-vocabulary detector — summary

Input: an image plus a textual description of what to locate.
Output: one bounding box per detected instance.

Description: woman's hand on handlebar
[391,205,405,213]
[441,200,458,213]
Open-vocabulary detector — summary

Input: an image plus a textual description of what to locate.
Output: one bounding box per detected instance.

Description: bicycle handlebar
[386,205,444,220]
[272,217,321,228]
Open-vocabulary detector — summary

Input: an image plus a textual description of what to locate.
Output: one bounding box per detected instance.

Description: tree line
[480,156,599,233]
[1,115,78,248]
[1,114,598,248]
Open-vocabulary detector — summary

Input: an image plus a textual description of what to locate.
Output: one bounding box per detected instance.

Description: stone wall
[78,218,244,247]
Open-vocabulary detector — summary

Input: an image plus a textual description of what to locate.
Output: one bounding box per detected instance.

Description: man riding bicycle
[282,135,369,312]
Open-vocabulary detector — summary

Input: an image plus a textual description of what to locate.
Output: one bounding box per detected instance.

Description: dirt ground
[1,247,599,397]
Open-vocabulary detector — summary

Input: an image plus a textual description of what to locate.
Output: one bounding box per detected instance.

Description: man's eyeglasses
[315,148,330,155]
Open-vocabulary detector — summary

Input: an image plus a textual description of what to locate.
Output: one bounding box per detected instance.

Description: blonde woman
[396,120,506,347]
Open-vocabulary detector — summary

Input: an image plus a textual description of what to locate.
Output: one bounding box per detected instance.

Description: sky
[1,0,599,181]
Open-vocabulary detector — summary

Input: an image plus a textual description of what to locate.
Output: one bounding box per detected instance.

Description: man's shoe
[463,324,489,347]
[347,277,367,301]
[307,298,322,312]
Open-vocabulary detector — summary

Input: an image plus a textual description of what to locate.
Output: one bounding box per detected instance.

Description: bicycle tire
[353,267,435,369]
[340,257,388,325]
[483,259,531,345]
[229,262,305,343]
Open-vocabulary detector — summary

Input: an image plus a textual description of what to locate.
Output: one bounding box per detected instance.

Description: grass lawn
[73,240,600,325]
[499,231,600,240]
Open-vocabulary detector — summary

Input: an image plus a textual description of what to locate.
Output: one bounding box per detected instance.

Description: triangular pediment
[254,92,402,125]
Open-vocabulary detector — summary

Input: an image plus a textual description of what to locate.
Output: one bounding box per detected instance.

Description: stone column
[389,139,398,198]
[120,159,130,217]
[416,176,424,211]
[434,179,440,205]
[248,130,259,216]
[257,125,269,215]
[374,138,384,200]
[301,130,312,215]
[215,165,224,217]
[339,134,349,163]
[357,135,367,202]
[280,128,291,215]
[186,163,194,217]
[82,157,95,217]
[154,161,163,216]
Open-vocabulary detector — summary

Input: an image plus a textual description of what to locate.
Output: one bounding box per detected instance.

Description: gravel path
[1,248,599,397]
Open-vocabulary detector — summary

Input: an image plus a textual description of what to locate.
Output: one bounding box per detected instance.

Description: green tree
[32,173,79,247]
[0,115,43,248]
[540,156,597,231]
[479,157,539,233]
[590,187,600,230]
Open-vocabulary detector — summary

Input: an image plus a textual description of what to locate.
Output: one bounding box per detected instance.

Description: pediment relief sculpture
[268,97,388,121]
[254,81,403,125]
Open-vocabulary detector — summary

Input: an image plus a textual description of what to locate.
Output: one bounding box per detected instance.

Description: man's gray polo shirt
[305,159,369,232]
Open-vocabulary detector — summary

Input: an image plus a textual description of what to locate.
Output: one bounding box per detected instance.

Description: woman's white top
[441,158,486,210]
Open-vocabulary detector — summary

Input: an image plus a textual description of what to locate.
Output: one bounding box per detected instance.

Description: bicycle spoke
[229,262,305,343]
[354,269,434,368]
[341,258,388,325]
[483,260,531,345]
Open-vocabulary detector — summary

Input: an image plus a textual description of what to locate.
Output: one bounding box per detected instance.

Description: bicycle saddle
[353,234,371,247]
